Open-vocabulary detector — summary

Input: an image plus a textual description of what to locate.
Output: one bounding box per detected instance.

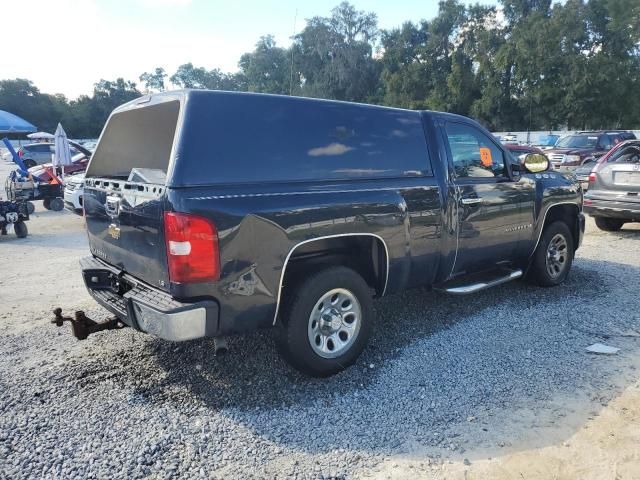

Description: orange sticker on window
[480,147,493,167]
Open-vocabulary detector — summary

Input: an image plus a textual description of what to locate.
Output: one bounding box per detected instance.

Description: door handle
[461,197,482,206]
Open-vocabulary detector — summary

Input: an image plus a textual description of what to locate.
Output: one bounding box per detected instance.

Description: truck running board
[436,269,523,295]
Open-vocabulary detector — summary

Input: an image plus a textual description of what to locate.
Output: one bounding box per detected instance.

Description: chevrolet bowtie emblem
[108,223,121,239]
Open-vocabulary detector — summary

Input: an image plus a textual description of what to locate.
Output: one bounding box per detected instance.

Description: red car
[28,152,90,183]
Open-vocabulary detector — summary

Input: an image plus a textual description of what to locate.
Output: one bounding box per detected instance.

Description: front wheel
[527,221,574,287]
[277,266,374,377]
[595,217,624,232]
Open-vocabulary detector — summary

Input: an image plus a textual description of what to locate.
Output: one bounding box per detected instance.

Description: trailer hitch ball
[52,308,125,340]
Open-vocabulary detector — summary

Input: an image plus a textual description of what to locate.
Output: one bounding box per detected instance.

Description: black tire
[277,266,374,377]
[23,159,36,168]
[14,221,28,238]
[49,198,64,212]
[595,217,624,232]
[43,198,51,210]
[26,201,35,215]
[528,221,574,287]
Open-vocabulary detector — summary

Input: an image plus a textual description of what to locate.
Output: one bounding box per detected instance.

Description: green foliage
[170,63,245,91]
[239,36,293,95]
[292,2,381,102]
[1,1,640,137]
[139,67,167,92]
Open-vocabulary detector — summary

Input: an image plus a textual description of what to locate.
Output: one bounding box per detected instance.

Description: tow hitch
[52,308,126,340]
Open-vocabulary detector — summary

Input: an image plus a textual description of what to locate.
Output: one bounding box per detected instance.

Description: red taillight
[164,212,220,283]
[18,150,23,157]
[588,172,597,183]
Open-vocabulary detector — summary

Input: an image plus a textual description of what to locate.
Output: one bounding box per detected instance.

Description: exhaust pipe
[213,336,228,355]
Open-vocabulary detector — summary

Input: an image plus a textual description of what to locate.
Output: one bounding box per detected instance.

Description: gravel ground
[1,162,639,479]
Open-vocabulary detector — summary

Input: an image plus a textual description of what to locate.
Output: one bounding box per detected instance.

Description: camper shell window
[86,99,180,183]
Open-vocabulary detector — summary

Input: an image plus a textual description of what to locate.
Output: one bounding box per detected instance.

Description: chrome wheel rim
[308,288,362,359]
[546,233,568,278]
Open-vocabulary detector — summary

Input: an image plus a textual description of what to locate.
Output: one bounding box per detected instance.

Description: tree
[170,63,245,91]
[292,2,380,102]
[379,22,431,108]
[238,36,293,94]
[139,67,167,92]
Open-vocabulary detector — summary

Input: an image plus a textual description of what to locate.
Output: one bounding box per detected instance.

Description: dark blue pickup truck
[74,90,584,376]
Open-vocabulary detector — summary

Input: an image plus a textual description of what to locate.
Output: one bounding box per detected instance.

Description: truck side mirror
[523,153,550,173]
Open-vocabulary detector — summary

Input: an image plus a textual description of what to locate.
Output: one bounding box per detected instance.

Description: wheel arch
[532,202,581,256]
[273,233,389,325]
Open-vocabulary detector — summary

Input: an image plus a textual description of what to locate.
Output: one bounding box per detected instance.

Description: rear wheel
[14,221,28,238]
[277,266,373,377]
[595,217,624,232]
[43,198,51,210]
[25,201,35,215]
[49,198,64,212]
[528,221,574,287]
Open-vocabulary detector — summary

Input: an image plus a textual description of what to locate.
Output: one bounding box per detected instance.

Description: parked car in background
[546,131,637,171]
[28,153,90,182]
[73,90,584,377]
[584,140,640,231]
[16,140,90,168]
[63,172,85,214]
[573,161,594,191]
[535,134,559,150]
[78,140,98,151]
[502,133,519,144]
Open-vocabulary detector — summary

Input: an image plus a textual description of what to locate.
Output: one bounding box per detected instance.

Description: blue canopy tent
[1,110,37,173]
[0,110,37,134]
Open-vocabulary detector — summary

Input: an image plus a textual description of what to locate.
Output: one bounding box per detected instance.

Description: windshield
[555,135,598,149]
[539,135,558,146]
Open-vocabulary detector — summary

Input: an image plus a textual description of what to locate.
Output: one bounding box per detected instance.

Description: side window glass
[599,135,612,150]
[445,122,505,178]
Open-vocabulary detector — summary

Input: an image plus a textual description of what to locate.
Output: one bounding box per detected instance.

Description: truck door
[442,121,527,276]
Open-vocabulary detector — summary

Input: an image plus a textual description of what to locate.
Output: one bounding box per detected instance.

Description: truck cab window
[445,123,505,179]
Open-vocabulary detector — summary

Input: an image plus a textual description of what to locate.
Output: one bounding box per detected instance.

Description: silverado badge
[108,223,121,240]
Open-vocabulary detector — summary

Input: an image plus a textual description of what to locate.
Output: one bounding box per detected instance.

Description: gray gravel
[1,216,639,479]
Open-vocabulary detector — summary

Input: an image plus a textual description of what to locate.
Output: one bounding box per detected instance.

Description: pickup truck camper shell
[69,90,584,376]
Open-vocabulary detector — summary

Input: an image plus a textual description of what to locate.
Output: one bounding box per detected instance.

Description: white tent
[53,123,72,180]
[27,131,54,140]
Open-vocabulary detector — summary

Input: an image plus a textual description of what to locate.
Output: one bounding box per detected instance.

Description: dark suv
[72,90,584,377]
[546,131,636,171]
[584,140,640,231]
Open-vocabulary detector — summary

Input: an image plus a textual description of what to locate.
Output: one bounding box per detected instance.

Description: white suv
[63,173,85,214]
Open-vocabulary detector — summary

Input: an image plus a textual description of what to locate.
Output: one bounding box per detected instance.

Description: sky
[2,0,496,99]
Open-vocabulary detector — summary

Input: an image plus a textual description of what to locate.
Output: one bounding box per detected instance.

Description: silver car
[584,140,640,231]
[17,142,81,168]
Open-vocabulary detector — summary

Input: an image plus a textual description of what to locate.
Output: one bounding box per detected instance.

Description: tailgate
[84,181,170,291]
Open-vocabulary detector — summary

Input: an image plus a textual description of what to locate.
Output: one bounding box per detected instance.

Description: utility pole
[289,9,298,96]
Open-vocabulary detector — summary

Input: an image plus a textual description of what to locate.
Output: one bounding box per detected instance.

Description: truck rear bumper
[80,256,219,341]
[584,199,640,221]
